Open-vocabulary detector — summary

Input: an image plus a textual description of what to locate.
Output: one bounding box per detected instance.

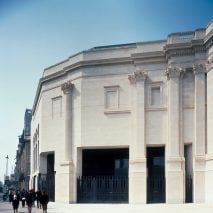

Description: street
[0,202,44,213]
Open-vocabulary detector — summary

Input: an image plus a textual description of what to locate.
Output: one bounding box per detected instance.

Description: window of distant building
[33,124,39,172]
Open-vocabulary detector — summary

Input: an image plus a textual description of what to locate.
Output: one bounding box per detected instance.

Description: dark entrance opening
[184,144,193,203]
[147,147,165,203]
[77,148,129,203]
[38,154,55,201]
[46,154,55,201]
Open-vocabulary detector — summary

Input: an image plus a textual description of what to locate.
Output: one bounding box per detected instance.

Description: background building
[14,109,32,190]
[30,20,213,204]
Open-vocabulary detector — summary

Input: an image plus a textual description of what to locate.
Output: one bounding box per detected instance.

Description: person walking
[36,189,42,208]
[40,191,49,213]
[26,190,34,213]
[21,189,26,208]
[9,190,13,203]
[11,191,20,213]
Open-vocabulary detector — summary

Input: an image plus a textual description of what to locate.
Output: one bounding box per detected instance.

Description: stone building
[14,109,32,190]
[30,20,213,204]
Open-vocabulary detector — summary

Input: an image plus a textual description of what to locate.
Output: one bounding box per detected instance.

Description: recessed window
[146,82,164,108]
[151,87,160,106]
[104,86,119,109]
[52,96,62,118]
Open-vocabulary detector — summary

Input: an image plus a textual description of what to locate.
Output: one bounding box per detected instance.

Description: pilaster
[61,81,74,162]
[128,70,147,204]
[60,81,75,203]
[206,55,213,203]
[193,64,206,203]
[165,66,184,203]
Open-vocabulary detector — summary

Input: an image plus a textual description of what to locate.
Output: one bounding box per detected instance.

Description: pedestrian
[40,190,49,213]
[32,189,36,207]
[36,189,42,208]
[26,190,34,213]
[21,189,26,208]
[11,191,20,213]
[9,190,13,203]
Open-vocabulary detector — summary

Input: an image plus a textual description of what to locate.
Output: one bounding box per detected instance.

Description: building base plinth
[129,159,146,204]
[193,156,206,203]
[205,156,213,203]
[56,161,75,203]
[166,158,184,203]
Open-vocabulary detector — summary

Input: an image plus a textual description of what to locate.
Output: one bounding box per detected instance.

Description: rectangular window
[52,96,62,118]
[151,87,160,106]
[104,86,119,109]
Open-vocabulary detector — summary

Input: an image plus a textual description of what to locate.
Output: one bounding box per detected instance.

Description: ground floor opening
[77,148,129,203]
[38,153,55,201]
[147,146,165,203]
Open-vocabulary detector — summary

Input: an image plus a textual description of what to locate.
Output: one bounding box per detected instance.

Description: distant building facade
[14,109,32,190]
[30,20,213,204]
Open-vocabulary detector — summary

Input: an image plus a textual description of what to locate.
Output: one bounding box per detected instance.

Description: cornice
[206,56,213,72]
[131,51,166,64]
[63,57,132,72]
[204,30,213,49]
[32,73,66,115]
[165,43,206,59]
[131,51,164,59]
[32,79,42,116]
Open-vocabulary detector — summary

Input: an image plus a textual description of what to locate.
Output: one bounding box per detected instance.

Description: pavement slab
[1,201,213,213]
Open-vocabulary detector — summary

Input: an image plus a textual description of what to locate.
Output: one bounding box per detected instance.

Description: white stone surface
[30,20,213,204]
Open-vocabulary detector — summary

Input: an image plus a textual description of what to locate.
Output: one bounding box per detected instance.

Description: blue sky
[0,0,212,183]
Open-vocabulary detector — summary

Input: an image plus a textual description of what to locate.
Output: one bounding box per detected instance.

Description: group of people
[9,189,49,213]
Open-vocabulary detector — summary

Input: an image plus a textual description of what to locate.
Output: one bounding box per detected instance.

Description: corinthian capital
[206,57,213,72]
[193,64,206,75]
[165,66,182,79]
[61,81,73,94]
[128,70,147,84]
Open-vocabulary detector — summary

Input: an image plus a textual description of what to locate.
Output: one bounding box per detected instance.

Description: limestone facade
[30,20,213,204]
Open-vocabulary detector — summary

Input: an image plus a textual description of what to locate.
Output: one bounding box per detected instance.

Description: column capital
[206,56,213,72]
[193,64,206,75]
[61,81,73,94]
[128,70,147,84]
[165,66,182,79]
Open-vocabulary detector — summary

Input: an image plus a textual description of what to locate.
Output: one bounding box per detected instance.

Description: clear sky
[0,0,212,183]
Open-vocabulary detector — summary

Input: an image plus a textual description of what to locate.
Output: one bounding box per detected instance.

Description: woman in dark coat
[40,191,49,213]
[11,191,20,213]
[26,190,34,213]
[21,189,26,208]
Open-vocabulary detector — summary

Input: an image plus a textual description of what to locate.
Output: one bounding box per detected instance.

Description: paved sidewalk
[48,202,213,213]
[0,201,42,213]
[1,201,213,213]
